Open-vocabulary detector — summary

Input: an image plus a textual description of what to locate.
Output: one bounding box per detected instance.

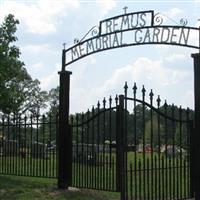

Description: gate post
[191,53,200,199]
[58,49,72,189]
[116,95,126,200]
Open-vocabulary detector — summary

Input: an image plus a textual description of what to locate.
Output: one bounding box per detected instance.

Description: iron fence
[0,83,195,200]
[0,114,58,178]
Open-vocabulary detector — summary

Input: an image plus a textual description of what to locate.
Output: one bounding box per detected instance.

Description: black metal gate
[121,83,194,200]
[69,83,194,200]
[70,98,118,191]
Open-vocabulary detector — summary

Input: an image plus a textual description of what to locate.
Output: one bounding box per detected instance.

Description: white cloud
[98,57,189,94]
[164,8,183,19]
[96,0,116,17]
[30,62,44,70]
[40,63,60,90]
[21,44,53,53]
[164,54,186,62]
[69,56,193,113]
[0,0,80,34]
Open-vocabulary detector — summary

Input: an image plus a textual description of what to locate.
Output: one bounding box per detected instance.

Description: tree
[0,14,48,115]
[48,86,59,115]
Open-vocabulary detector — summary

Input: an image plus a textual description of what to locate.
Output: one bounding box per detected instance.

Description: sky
[0,0,200,113]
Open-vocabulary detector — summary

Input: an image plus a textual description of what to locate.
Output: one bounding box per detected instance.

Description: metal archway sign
[58,9,200,200]
[62,9,200,70]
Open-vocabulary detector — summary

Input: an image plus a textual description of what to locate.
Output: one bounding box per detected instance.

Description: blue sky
[0,0,200,113]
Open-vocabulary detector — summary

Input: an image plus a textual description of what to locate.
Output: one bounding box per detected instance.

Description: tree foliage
[0,14,48,114]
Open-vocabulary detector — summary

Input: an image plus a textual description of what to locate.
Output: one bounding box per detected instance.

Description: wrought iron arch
[62,9,200,70]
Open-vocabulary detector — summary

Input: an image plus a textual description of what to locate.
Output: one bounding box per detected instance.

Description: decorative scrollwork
[73,26,99,44]
[180,18,188,26]
[78,26,99,43]
[154,13,164,26]
[91,26,99,37]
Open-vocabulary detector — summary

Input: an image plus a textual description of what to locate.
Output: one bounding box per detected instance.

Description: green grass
[0,175,120,200]
[0,152,192,199]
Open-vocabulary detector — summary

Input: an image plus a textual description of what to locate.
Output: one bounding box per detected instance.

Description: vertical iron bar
[177,158,179,198]
[103,98,106,190]
[133,83,137,200]
[55,113,58,178]
[130,163,133,200]
[147,157,150,200]
[7,115,10,175]
[169,157,172,200]
[142,86,146,200]
[49,114,52,177]
[86,110,90,188]
[13,115,15,175]
[24,116,27,176]
[186,109,190,197]
[1,115,4,174]
[164,102,168,199]
[76,115,79,187]
[162,156,164,200]
[109,96,112,190]
[97,102,100,190]
[36,114,39,177]
[30,115,33,177]
[19,115,21,176]
[179,107,183,199]
[184,158,187,198]
[81,114,84,188]
[149,89,154,200]
[189,120,195,197]
[157,95,161,200]
[92,107,95,189]
[106,155,109,190]
[45,115,48,178]
[155,156,157,200]
[171,104,176,199]
[139,159,142,200]
[124,83,128,200]
[112,156,115,191]
[42,115,45,178]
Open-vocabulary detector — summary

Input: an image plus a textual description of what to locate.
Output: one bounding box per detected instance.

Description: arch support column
[192,53,200,199]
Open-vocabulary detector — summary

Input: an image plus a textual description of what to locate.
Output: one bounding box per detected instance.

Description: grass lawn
[0,175,120,200]
[0,152,192,199]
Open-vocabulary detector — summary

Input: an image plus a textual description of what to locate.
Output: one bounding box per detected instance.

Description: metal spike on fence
[109,96,112,107]
[157,95,161,108]
[70,115,74,124]
[179,105,182,113]
[92,106,95,116]
[87,109,90,116]
[149,89,154,103]
[132,82,137,97]
[103,97,106,108]
[142,85,146,99]
[76,113,79,124]
[97,101,100,109]
[164,100,168,108]
[124,82,128,97]
[172,103,175,111]
[115,95,118,106]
